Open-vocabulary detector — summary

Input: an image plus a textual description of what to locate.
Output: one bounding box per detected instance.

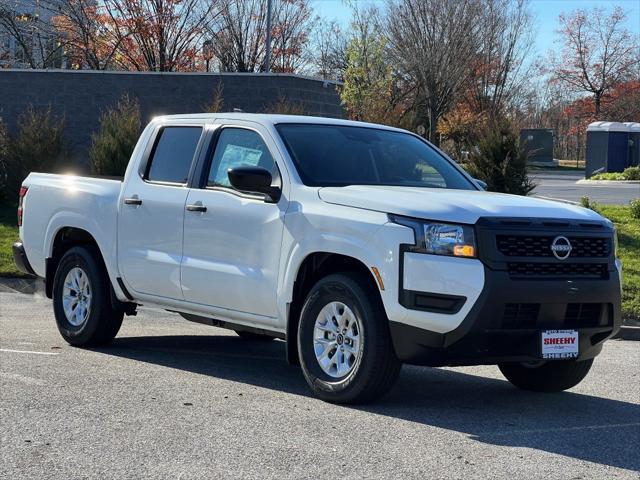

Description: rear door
[180,122,289,318]
[118,123,205,299]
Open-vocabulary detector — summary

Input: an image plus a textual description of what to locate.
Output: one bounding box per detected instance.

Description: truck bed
[20,173,122,279]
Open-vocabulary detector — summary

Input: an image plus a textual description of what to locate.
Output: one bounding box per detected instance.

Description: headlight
[605,219,618,258]
[390,215,476,258]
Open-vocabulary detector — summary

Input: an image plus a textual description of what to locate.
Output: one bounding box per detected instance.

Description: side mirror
[228,166,281,203]
[474,178,487,190]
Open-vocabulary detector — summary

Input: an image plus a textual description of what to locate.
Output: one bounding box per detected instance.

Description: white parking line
[0,348,59,356]
[0,372,45,386]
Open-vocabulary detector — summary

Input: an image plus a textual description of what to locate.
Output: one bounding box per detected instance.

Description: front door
[118,125,204,299]
[180,125,288,318]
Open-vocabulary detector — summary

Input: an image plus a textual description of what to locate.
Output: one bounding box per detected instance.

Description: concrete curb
[576,179,640,185]
[528,168,584,176]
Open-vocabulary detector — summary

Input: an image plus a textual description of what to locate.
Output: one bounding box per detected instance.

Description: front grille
[503,303,540,329]
[565,303,603,328]
[496,235,610,258]
[500,302,610,329]
[508,262,608,279]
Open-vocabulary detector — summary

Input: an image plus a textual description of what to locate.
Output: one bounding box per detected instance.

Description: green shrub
[465,122,535,196]
[630,199,640,219]
[591,166,640,181]
[580,195,599,212]
[0,106,69,206]
[202,83,225,113]
[261,95,307,115]
[624,166,640,181]
[90,94,141,177]
[591,172,625,180]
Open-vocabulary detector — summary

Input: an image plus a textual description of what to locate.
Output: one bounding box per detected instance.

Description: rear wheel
[498,358,594,392]
[297,273,401,404]
[52,246,123,347]
[234,330,275,342]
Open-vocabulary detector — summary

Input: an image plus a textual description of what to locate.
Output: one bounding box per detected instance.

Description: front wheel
[297,273,401,404]
[498,358,594,392]
[52,246,123,347]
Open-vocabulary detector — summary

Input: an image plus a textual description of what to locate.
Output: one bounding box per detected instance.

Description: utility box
[520,129,554,164]
[624,122,640,167]
[585,122,630,178]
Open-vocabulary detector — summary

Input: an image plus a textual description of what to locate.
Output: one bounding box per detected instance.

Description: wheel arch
[285,251,382,365]
[45,226,128,308]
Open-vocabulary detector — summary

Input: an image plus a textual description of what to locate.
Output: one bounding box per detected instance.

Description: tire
[52,246,123,347]
[297,272,401,404]
[498,358,594,392]
[235,330,275,342]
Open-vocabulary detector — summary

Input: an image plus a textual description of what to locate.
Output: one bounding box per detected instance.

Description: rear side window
[146,127,202,183]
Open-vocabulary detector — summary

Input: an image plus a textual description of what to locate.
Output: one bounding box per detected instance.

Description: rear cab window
[145,126,203,184]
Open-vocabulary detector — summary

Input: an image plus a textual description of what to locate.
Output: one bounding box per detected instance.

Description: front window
[207,128,276,189]
[276,124,475,190]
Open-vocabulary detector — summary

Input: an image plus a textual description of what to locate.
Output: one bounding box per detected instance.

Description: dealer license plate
[541,330,579,359]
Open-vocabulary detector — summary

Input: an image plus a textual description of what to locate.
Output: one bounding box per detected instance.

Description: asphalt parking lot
[1,289,639,479]
[530,171,639,205]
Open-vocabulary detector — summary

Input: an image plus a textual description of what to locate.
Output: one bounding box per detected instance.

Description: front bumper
[390,265,622,366]
[12,242,36,276]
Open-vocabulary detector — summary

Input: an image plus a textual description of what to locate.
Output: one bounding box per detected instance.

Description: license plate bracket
[541,330,579,360]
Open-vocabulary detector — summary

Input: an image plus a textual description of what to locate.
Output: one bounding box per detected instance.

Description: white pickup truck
[14,113,622,403]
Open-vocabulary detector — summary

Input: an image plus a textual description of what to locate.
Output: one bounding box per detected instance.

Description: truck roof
[154,113,406,133]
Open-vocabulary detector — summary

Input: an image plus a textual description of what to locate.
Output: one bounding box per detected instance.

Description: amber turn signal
[453,245,475,257]
[370,266,385,290]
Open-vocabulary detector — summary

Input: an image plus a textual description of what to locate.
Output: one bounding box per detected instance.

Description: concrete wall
[0,69,343,162]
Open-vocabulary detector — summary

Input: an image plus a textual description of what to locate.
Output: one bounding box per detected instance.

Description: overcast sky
[313,0,640,59]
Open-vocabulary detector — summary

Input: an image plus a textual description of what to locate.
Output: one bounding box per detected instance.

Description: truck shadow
[99,334,640,472]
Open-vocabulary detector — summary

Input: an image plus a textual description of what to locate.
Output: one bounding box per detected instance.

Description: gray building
[0,0,64,69]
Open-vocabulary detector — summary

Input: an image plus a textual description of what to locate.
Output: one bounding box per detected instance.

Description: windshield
[276,124,476,190]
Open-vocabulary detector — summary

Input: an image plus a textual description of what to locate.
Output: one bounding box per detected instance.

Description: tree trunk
[428,108,439,146]
[594,93,601,118]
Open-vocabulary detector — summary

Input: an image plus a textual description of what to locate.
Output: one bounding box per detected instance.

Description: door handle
[186,204,207,213]
[124,197,142,206]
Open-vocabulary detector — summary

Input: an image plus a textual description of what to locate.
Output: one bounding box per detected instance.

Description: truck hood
[318,186,604,224]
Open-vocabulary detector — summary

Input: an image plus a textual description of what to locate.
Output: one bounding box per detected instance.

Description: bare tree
[102,0,218,72]
[384,0,482,144]
[207,0,266,72]
[547,6,640,116]
[208,0,314,73]
[46,0,123,70]
[469,0,534,120]
[312,18,348,80]
[269,0,314,73]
